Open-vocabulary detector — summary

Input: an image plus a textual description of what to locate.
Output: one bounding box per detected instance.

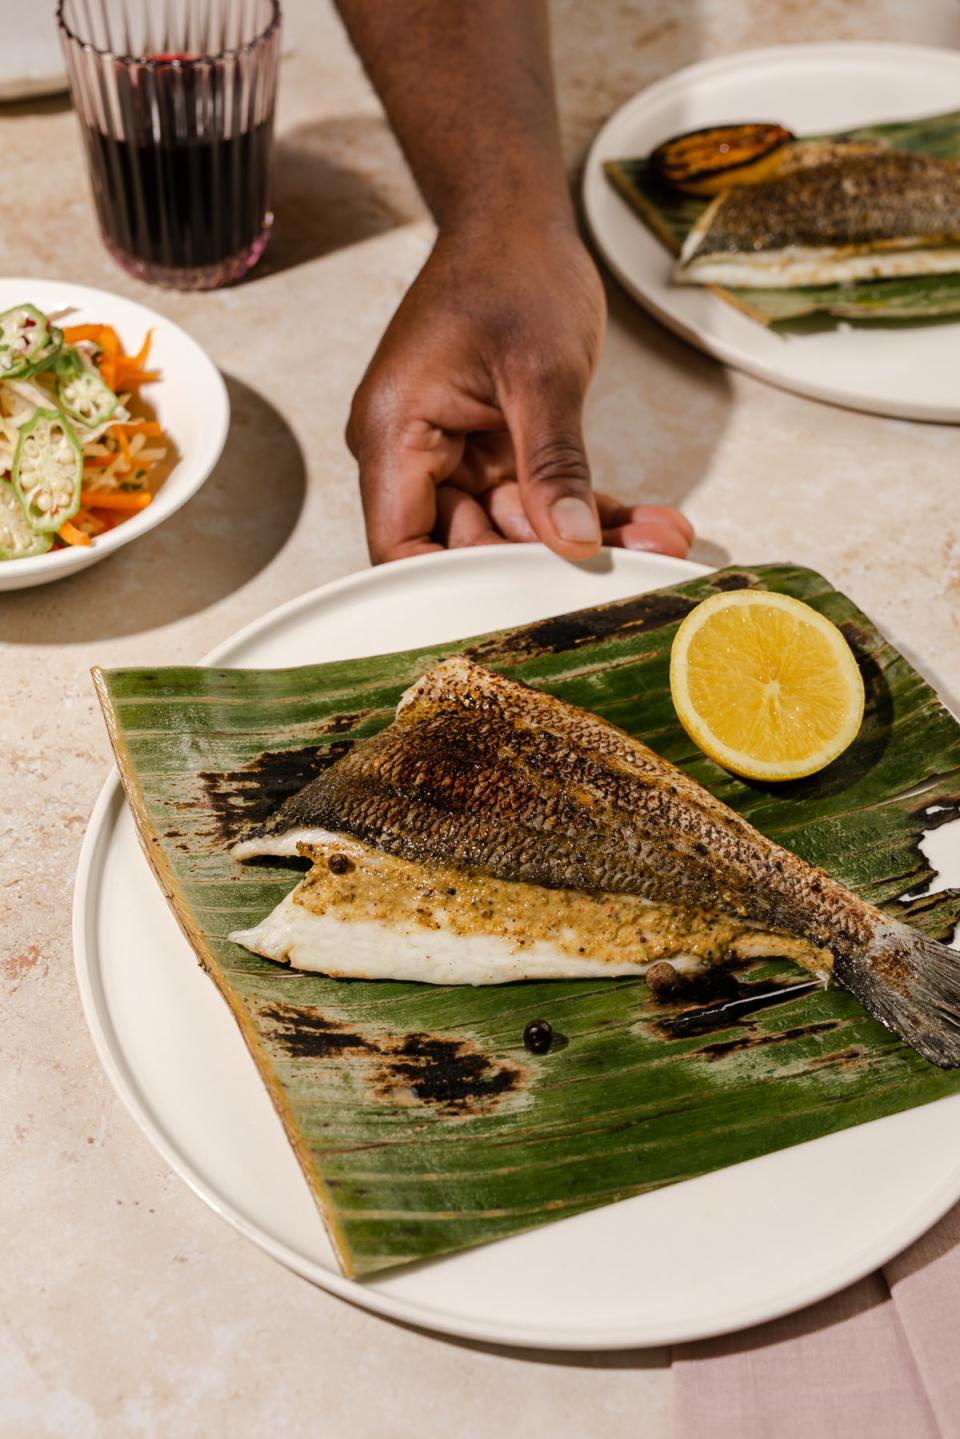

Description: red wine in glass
[59,4,281,290]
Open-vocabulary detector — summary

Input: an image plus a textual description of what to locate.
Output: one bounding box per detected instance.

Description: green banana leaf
[604,109,960,325]
[94,564,960,1277]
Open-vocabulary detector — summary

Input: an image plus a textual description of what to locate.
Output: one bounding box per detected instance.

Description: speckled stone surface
[3,2,960,1435]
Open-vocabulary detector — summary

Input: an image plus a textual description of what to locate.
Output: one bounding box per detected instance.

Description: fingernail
[549,497,601,545]
[622,533,657,552]
[621,524,687,557]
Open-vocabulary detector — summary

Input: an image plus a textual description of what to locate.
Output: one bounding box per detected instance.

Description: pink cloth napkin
[673,1201,960,1438]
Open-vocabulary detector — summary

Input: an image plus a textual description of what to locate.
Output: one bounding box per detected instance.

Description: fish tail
[834,922,960,1069]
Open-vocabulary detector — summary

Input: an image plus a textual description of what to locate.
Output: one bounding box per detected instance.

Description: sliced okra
[13,407,83,533]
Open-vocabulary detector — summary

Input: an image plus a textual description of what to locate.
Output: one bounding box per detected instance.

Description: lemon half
[669,590,865,781]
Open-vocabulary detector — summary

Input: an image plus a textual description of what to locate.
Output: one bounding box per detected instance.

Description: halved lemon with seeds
[669,591,865,781]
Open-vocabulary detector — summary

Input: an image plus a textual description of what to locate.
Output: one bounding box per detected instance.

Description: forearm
[334,0,574,232]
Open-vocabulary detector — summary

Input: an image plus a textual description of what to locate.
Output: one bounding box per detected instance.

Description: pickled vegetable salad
[0,303,166,560]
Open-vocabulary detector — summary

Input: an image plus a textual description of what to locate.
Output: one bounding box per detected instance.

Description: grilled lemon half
[670,590,865,781]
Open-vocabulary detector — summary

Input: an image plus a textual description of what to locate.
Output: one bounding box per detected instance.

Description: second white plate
[0,14,67,102]
[584,42,960,422]
[73,547,960,1348]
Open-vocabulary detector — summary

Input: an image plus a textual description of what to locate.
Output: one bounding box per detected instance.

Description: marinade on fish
[675,150,960,288]
[231,657,960,1068]
[231,830,829,985]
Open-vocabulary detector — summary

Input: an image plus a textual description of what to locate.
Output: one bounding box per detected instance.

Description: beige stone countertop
[4,1,960,1435]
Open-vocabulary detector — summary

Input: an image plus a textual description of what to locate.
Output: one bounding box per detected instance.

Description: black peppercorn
[645,961,679,996]
[328,853,353,875]
[523,1019,553,1055]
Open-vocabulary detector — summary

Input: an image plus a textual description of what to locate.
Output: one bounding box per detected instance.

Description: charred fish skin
[235,657,960,1068]
[675,151,960,288]
[238,658,867,943]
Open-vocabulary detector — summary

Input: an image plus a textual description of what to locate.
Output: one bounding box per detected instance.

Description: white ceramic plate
[0,278,228,591]
[73,546,960,1349]
[0,14,67,102]
[584,42,960,422]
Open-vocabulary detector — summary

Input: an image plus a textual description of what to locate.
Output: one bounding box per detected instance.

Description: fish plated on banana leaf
[232,656,960,1067]
[96,565,960,1277]
[604,109,960,324]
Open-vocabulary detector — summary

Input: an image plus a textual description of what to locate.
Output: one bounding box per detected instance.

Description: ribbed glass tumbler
[58,0,281,289]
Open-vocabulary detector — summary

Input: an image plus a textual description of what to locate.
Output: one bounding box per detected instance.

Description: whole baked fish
[231,657,960,1067]
[675,150,960,288]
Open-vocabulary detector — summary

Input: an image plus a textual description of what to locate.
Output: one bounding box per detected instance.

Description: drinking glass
[57,0,282,289]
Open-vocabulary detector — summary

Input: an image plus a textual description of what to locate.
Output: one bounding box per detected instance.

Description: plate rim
[0,275,230,585]
[72,546,960,1349]
[582,40,960,424]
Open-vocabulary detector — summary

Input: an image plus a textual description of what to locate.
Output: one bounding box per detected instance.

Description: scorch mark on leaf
[259,1001,529,1116]
[200,736,358,842]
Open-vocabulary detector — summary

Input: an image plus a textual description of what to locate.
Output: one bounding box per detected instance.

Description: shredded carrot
[113,421,162,437]
[59,518,92,546]
[109,425,134,466]
[127,329,153,370]
[114,363,159,388]
[74,508,106,535]
[80,490,152,511]
[114,328,158,387]
[62,324,104,343]
[96,327,120,388]
[58,324,167,537]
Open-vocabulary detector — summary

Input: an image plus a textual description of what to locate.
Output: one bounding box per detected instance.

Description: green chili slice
[57,367,118,428]
[0,304,51,380]
[13,408,83,533]
[0,479,53,560]
[53,345,85,380]
[28,326,64,375]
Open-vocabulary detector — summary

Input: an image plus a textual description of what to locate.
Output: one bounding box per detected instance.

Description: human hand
[346,218,694,564]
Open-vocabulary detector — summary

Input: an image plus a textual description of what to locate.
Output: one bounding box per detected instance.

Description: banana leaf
[94,564,960,1277]
[604,109,960,325]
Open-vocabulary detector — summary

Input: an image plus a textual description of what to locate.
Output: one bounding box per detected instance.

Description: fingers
[434,486,508,548]
[594,495,695,547]
[500,370,601,561]
[598,496,694,558]
[348,348,695,565]
[448,430,517,497]
[474,483,692,555]
[481,481,537,542]
[603,519,691,557]
[348,380,503,564]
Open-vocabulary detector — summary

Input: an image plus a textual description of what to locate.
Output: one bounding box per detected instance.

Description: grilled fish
[675,150,960,288]
[231,657,960,1067]
[232,831,830,986]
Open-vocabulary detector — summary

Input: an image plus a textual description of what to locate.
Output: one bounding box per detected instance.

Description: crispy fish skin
[235,657,960,1067]
[676,151,960,287]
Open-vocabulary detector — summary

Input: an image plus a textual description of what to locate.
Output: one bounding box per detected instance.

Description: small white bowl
[0,276,229,591]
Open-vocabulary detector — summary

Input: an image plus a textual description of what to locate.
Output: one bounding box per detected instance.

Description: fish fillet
[231,657,960,1067]
[675,150,960,288]
[231,830,829,985]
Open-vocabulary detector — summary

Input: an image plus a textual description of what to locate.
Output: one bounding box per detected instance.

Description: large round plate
[73,547,960,1348]
[0,14,67,101]
[583,42,960,422]
[0,278,228,590]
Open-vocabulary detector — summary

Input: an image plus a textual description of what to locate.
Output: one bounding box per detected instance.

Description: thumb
[501,372,602,561]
